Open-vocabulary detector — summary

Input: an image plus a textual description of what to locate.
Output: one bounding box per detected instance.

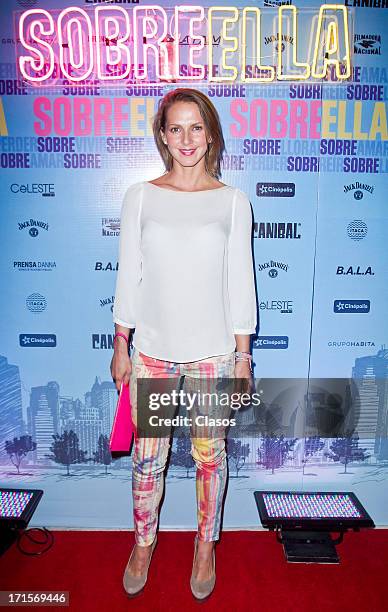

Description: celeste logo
[19,333,56,347]
[256,182,295,197]
[333,300,370,313]
[347,220,368,240]
[26,293,47,313]
[252,336,288,349]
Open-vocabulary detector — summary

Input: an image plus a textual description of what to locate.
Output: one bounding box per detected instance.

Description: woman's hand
[110,344,132,392]
[233,359,254,397]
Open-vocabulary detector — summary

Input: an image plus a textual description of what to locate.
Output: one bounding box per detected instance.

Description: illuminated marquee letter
[95,7,131,81]
[311,4,351,80]
[18,9,55,82]
[241,7,274,83]
[57,8,94,82]
[208,7,238,82]
[277,6,310,80]
[133,5,169,80]
[174,6,205,80]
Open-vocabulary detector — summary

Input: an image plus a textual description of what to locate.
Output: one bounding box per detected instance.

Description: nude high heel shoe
[123,535,158,597]
[190,534,216,601]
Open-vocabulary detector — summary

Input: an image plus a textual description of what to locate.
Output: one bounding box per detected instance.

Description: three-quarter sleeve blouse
[112,180,257,362]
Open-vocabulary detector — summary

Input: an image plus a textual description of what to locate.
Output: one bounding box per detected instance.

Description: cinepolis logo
[333,300,370,313]
[252,336,288,349]
[26,293,47,312]
[11,183,55,197]
[343,181,374,200]
[336,265,374,276]
[257,260,289,277]
[256,183,295,197]
[102,217,120,237]
[19,333,56,347]
[347,220,367,240]
[18,219,49,236]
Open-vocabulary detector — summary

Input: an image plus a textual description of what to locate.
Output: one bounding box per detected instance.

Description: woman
[110,88,257,600]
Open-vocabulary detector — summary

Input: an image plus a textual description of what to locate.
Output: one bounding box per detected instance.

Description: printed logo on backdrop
[254,222,301,239]
[354,34,382,56]
[11,183,55,197]
[343,181,374,200]
[333,299,371,313]
[18,219,49,237]
[263,31,294,56]
[336,265,375,276]
[328,338,376,348]
[257,260,289,277]
[347,220,368,240]
[259,300,293,314]
[92,334,115,349]
[19,333,56,347]
[253,336,289,349]
[14,260,56,271]
[95,262,118,271]
[16,0,38,7]
[26,293,46,312]
[102,218,120,237]
[256,183,295,197]
[263,0,293,7]
[100,296,114,312]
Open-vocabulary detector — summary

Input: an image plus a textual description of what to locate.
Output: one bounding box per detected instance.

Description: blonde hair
[152,88,226,179]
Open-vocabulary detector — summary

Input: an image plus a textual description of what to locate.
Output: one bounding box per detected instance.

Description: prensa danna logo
[343,181,374,200]
[26,293,47,313]
[347,220,368,241]
[14,260,56,271]
[18,219,49,236]
[257,260,289,277]
[354,34,382,55]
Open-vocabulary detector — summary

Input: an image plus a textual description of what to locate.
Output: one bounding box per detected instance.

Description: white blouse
[112,180,257,362]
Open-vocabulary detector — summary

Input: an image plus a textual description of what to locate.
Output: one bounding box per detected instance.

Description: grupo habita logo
[333,300,370,313]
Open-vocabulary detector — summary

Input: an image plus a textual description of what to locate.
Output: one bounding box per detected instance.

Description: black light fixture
[254,490,375,563]
[0,487,44,556]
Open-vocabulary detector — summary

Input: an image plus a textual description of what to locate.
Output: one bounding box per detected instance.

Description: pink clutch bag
[109,381,136,453]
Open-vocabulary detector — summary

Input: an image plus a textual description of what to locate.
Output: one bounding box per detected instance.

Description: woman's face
[160,101,212,170]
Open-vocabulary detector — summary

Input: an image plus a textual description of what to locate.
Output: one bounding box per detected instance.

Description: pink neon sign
[16,5,352,85]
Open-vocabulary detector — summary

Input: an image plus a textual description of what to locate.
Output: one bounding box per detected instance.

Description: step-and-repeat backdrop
[1,0,387,529]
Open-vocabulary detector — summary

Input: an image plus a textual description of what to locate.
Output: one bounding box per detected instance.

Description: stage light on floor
[0,487,44,556]
[254,490,375,563]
